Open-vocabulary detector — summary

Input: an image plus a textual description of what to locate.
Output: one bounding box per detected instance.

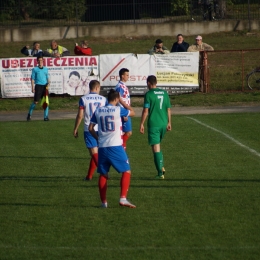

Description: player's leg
[122,117,132,150]
[97,147,110,207]
[108,146,136,208]
[148,126,166,179]
[84,131,98,180]
[27,85,41,121]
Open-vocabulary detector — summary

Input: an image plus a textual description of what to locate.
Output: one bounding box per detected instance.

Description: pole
[133,0,136,24]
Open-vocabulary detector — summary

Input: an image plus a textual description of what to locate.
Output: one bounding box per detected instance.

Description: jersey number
[157,95,164,109]
[100,116,115,132]
[89,102,102,117]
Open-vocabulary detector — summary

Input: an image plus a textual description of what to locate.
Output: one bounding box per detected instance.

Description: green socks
[154,152,164,176]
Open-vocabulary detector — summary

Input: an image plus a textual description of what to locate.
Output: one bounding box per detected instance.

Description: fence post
[200,51,209,93]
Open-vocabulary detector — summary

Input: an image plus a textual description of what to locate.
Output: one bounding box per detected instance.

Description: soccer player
[89,89,136,208]
[139,75,171,179]
[115,68,132,150]
[73,80,107,180]
[27,56,50,121]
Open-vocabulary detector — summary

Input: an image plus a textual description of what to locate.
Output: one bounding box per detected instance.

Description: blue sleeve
[115,86,124,97]
[79,97,84,107]
[90,112,97,124]
[120,107,130,117]
[31,68,36,80]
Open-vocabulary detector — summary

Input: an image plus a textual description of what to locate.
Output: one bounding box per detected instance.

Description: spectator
[21,42,43,57]
[74,40,92,56]
[187,35,214,52]
[170,34,189,52]
[148,39,170,55]
[46,40,70,57]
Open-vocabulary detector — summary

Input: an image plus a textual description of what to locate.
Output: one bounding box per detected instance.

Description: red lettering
[68,58,74,66]
[54,59,61,66]
[89,57,97,66]
[27,59,33,67]
[75,58,84,66]
[47,58,53,67]
[2,60,10,68]
[61,58,67,66]
[84,57,89,66]
[20,59,26,68]
[110,76,116,81]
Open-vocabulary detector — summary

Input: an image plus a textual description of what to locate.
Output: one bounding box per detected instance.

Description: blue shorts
[97,146,130,174]
[122,116,132,133]
[84,131,98,148]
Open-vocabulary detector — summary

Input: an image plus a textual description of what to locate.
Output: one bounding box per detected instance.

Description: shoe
[119,199,136,208]
[44,117,49,121]
[101,202,107,208]
[83,177,92,181]
[27,114,31,121]
[155,175,164,180]
[162,167,165,176]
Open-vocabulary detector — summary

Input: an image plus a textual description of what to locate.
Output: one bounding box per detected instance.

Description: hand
[75,43,78,46]
[140,124,144,134]
[46,84,49,90]
[26,45,30,49]
[123,117,128,122]
[73,130,78,138]
[167,123,171,131]
[31,88,35,93]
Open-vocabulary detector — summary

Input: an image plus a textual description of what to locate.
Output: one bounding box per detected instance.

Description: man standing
[115,68,132,150]
[27,56,50,121]
[73,80,107,180]
[74,40,92,56]
[170,34,189,52]
[89,89,136,208]
[139,75,171,179]
[187,35,214,52]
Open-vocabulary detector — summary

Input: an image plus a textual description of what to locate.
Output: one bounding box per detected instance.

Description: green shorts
[148,126,167,146]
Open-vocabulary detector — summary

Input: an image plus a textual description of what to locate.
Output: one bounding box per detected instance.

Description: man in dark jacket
[170,34,189,53]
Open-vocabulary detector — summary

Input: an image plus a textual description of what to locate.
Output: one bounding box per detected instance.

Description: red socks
[99,175,108,203]
[86,153,98,179]
[122,134,129,150]
[120,172,131,198]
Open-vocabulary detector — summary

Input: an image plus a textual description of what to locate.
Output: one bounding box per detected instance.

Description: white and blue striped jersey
[90,105,130,148]
[79,92,107,131]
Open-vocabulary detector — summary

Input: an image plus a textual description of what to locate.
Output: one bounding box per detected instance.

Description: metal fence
[0,0,259,28]
[200,48,260,93]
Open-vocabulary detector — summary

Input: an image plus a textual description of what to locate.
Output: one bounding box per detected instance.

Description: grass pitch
[0,114,260,259]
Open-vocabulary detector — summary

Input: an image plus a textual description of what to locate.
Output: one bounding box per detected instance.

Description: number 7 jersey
[90,105,130,147]
[143,88,171,128]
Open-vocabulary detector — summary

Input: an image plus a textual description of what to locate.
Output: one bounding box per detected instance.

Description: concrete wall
[0,20,259,42]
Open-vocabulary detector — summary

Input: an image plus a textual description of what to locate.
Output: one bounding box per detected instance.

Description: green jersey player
[139,75,171,179]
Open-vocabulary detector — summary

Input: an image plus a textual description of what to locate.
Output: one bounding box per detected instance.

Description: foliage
[170,0,190,15]
[0,0,87,21]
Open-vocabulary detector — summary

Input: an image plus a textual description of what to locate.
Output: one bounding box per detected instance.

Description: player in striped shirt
[89,89,136,208]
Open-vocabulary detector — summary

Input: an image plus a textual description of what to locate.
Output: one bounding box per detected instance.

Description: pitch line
[187,117,260,158]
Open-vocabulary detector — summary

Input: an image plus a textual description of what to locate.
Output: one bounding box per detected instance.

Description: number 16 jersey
[90,105,130,148]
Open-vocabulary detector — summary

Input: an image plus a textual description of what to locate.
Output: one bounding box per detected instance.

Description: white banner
[0,53,199,98]
[0,56,99,98]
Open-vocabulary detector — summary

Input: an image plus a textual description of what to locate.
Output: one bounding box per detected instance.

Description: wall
[0,20,258,42]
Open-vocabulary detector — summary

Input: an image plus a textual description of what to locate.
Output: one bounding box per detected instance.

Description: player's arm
[88,123,98,140]
[73,107,84,138]
[119,97,132,110]
[167,108,172,131]
[120,100,135,117]
[31,79,35,93]
[139,108,148,134]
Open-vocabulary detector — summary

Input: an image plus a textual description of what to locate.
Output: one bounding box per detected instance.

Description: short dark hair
[177,34,183,37]
[119,68,129,78]
[69,71,80,79]
[147,75,157,85]
[155,39,163,44]
[108,89,119,102]
[37,56,43,61]
[89,80,100,90]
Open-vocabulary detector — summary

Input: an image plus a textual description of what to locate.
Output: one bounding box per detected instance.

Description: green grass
[1,114,260,259]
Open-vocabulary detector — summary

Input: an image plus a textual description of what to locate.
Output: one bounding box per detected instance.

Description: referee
[27,56,50,121]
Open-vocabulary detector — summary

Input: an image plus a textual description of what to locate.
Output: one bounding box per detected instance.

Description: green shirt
[143,88,171,128]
